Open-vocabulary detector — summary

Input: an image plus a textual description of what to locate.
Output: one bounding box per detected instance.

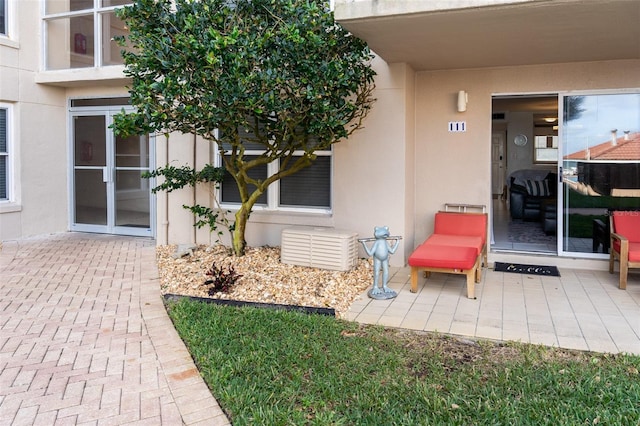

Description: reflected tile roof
[565,132,640,161]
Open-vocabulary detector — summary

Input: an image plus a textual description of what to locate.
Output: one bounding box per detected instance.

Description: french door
[70,106,154,237]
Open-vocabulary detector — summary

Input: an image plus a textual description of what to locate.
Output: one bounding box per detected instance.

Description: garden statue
[359,226,402,300]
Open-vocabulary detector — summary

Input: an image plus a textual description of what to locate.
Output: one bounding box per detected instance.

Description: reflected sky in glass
[563,93,640,156]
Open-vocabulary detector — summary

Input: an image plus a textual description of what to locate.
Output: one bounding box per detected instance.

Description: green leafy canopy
[113,0,375,148]
[113,0,376,255]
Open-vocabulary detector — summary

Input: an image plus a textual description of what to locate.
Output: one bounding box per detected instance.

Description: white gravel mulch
[157,244,375,318]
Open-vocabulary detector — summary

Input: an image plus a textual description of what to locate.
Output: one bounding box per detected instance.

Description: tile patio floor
[345,264,640,355]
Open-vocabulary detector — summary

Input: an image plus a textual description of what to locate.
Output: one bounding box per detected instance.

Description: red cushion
[408,244,477,270]
[612,212,640,243]
[433,212,487,244]
[425,234,483,255]
[631,243,640,262]
[613,240,640,262]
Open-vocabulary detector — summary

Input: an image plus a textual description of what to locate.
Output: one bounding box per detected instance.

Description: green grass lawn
[167,299,640,425]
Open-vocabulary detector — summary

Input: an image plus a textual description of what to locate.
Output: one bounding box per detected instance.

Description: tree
[565,96,586,122]
[113,0,376,256]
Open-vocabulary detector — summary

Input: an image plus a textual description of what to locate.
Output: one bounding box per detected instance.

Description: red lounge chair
[409,211,488,299]
[609,211,640,289]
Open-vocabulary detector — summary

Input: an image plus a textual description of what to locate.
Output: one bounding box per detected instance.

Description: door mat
[494,262,560,277]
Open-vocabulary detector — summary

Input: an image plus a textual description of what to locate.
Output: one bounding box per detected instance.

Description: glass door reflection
[561,93,640,255]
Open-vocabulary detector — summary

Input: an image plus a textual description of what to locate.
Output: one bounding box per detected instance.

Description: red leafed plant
[203,263,242,295]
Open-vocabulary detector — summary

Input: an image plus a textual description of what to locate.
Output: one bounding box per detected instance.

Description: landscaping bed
[156,244,374,318]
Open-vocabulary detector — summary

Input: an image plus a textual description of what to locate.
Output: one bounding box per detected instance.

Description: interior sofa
[509,169,557,222]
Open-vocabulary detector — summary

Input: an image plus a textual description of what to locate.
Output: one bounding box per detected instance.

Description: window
[43,0,133,70]
[534,135,558,163]
[534,114,558,163]
[0,106,9,201]
[220,152,332,211]
[0,0,7,36]
[217,125,332,211]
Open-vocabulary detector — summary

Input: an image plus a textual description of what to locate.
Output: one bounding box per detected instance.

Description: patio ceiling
[335,0,640,71]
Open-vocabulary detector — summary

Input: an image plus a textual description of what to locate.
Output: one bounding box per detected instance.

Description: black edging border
[163,293,336,317]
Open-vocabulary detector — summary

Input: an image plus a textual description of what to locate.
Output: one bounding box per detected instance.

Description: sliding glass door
[560,92,640,256]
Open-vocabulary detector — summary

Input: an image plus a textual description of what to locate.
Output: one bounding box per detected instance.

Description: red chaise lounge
[609,211,640,289]
[409,211,488,299]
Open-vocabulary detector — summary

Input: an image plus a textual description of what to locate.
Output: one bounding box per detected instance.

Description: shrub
[203,263,242,295]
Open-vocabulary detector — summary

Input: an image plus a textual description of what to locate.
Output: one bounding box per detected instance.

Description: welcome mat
[494,262,560,277]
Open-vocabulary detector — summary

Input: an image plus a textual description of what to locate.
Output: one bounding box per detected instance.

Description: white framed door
[558,91,640,257]
[70,106,154,237]
[491,131,506,196]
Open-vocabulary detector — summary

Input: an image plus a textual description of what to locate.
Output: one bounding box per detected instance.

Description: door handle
[102,167,109,183]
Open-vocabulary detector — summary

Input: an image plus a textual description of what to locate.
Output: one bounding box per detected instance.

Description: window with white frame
[0,0,7,36]
[218,126,332,211]
[0,106,9,201]
[43,0,133,70]
[534,135,558,163]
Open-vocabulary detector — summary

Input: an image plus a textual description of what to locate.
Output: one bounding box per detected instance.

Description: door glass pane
[115,133,150,228]
[74,116,107,226]
[74,116,106,166]
[562,93,640,254]
[115,170,150,228]
[115,134,148,167]
[74,169,107,225]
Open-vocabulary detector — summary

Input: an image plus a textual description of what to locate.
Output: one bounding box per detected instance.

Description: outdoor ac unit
[281,227,358,272]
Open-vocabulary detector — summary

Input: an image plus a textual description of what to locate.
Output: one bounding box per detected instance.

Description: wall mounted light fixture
[457,90,468,112]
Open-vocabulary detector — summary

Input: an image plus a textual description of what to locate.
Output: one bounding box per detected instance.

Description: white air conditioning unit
[281,227,358,271]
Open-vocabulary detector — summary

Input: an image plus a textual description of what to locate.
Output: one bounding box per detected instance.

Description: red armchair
[609,211,640,289]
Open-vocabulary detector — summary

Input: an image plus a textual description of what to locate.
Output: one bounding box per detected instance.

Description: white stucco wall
[0,0,68,240]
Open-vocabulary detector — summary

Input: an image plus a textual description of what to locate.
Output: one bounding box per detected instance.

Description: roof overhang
[334,0,640,71]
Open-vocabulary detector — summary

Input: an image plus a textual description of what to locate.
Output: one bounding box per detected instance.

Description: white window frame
[42,0,132,70]
[215,145,333,214]
[0,104,12,202]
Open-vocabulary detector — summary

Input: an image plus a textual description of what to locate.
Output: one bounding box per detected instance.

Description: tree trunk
[231,205,250,256]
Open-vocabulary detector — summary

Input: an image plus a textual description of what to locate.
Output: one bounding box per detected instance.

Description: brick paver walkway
[0,233,230,425]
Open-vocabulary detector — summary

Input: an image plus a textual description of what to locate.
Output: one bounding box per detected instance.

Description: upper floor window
[0,0,7,36]
[0,106,9,201]
[43,0,133,70]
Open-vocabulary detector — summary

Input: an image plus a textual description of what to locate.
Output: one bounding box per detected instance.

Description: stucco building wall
[411,59,640,247]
